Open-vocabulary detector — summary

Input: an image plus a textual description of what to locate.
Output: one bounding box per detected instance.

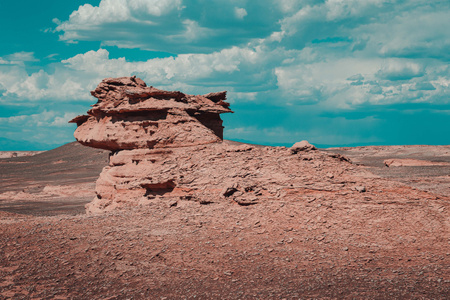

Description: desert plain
[1,142,449,299]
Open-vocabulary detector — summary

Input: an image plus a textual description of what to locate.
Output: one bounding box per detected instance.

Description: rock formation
[70,76,235,212]
[70,76,231,151]
[71,77,357,213]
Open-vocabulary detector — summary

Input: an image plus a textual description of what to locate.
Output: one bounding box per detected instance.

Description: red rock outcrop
[71,77,361,213]
[70,76,232,151]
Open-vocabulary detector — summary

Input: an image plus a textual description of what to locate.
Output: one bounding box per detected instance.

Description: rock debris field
[0,77,449,299]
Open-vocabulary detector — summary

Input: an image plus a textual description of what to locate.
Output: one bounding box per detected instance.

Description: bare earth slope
[0,142,108,216]
[0,142,449,299]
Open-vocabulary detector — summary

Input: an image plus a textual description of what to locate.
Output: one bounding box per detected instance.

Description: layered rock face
[70,76,231,151]
[72,77,358,213]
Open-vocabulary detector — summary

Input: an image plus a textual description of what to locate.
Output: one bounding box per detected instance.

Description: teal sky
[0,0,449,150]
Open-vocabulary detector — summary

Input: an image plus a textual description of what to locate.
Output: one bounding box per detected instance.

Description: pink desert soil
[0,142,449,299]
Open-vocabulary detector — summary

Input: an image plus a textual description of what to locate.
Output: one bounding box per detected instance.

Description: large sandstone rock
[70,76,232,151]
[71,77,355,213]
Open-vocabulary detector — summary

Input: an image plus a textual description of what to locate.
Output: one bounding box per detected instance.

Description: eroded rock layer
[70,76,232,151]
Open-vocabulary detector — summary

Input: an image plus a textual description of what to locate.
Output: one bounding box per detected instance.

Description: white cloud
[6,52,38,62]
[374,9,450,60]
[234,7,247,19]
[53,0,450,69]
[273,55,450,107]
[50,112,79,127]
[324,0,388,21]
[0,66,95,102]
[0,52,38,66]
[58,0,182,27]
[61,46,285,93]
[55,0,186,49]
[0,46,285,104]
[55,0,285,53]
[376,59,424,81]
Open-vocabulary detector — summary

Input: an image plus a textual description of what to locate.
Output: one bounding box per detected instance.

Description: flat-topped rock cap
[70,77,232,151]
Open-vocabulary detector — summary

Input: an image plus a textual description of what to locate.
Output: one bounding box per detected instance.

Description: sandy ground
[0,142,449,299]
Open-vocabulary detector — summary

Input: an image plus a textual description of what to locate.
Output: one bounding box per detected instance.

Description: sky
[0,0,449,150]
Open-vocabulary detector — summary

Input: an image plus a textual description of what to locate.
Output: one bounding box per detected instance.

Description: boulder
[290,140,317,153]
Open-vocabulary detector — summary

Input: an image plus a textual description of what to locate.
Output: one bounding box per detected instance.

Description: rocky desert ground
[0,77,449,299]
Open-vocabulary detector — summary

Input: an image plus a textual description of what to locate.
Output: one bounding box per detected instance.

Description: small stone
[343,247,349,251]
[355,186,366,193]
[222,184,239,197]
[167,200,178,208]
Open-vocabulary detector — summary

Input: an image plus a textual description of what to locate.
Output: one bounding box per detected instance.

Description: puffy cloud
[57,0,183,28]
[0,45,287,105]
[55,0,285,53]
[234,7,248,19]
[376,60,424,81]
[274,55,449,108]
[0,65,95,102]
[61,46,286,94]
[278,0,390,50]
[278,0,450,61]
[375,9,450,60]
